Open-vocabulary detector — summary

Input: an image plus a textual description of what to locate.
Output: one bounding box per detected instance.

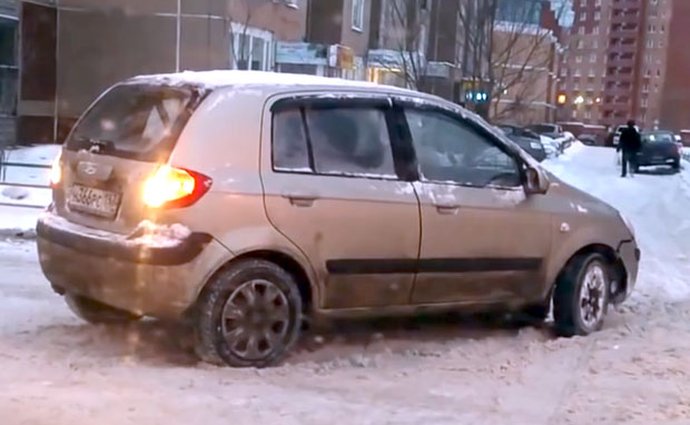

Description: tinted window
[643,132,674,144]
[272,109,310,171]
[66,84,197,161]
[307,108,395,177]
[272,105,396,179]
[405,109,521,187]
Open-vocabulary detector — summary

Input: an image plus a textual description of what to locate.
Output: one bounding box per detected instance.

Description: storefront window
[230,24,274,71]
[0,16,18,116]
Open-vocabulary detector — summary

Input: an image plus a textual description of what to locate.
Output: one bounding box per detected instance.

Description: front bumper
[615,239,640,303]
[36,213,228,319]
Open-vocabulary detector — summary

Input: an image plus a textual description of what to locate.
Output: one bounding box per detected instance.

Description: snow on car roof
[128,70,407,93]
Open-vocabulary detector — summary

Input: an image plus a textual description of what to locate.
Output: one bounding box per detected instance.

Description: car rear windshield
[65,84,201,161]
[643,132,675,144]
[529,124,557,134]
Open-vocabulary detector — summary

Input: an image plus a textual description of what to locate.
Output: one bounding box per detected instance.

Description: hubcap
[221,279,290,361]
[579,262,607,329]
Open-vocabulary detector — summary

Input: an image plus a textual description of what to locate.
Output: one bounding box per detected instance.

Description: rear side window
[66,84,199,161]
[272,105,396,178]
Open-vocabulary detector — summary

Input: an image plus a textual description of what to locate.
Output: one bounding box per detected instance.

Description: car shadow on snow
[24,313,556,368]
[24,309,634,368]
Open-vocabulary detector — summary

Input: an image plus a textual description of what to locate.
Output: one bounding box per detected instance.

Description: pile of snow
[127,219,192,248]
[39,212,192,249]
[543,144,690,303]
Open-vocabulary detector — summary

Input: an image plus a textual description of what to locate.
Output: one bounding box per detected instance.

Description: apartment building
[17,0,307,144]
[559,0,688,131]
[0,0,17,146]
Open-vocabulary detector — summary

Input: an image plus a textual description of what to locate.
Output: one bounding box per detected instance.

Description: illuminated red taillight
[142,165,212,209]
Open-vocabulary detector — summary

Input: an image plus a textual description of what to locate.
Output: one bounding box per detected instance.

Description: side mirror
[524,167,550,195]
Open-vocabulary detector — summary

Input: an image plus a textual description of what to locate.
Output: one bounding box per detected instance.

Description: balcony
[603,86,634,98]
[612,0,641,10]
[611,12,640,25]
[609,43,637,55]
[607,58,635,69]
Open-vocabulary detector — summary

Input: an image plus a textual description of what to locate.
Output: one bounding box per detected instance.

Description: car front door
[261,94,420,310]
[399,104,552,304]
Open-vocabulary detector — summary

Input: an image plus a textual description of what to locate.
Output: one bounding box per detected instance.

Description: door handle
[434,204,460,215]
[282,193,318,207]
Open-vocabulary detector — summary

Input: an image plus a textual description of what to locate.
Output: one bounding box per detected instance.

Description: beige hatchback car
[37,71,639,367]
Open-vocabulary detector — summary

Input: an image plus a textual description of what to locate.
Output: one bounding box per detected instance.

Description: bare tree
[457,0,569,121]
[225,0,272,70]
[375,0,430,90]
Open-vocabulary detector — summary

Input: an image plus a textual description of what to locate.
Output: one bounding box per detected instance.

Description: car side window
[405,109,522,187]
[273,109,311,171]
[272,104,396,179]
[306,107,395,177]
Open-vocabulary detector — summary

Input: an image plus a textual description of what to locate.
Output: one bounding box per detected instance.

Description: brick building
[559,0,689,131]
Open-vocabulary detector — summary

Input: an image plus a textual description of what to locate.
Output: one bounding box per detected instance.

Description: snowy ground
[3,144,690,424]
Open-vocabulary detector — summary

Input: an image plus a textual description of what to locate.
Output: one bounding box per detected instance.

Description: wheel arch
[545,242,623,300]
[192,248,317,317]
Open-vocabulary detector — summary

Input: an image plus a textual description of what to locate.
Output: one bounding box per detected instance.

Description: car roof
[127,70,419,97]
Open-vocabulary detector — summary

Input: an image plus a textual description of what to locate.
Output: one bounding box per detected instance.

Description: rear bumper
[37,214,229,319]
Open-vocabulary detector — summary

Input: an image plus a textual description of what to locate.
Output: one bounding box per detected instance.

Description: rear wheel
[65,293,141,324]
[194,259,303,368]
[553,253,610,337]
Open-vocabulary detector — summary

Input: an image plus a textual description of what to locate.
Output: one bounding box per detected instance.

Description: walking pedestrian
[617,120,642,177]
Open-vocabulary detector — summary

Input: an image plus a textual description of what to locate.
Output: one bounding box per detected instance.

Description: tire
[65,293,141,324]
[194,259,303,368]
[672,160,681,171]
[553,253,610,337]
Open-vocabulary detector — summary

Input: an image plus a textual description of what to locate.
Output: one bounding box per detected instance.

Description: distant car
[579,134,598,146]
[494,125,547,161]
[612,125,640,147]
[635,131,682,172]
[528,123,564,140]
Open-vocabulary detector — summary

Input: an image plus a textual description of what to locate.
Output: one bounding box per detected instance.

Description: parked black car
[635,131,682,172]
[496,125,547,162]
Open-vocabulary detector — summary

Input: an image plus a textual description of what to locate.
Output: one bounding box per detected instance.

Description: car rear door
[397,101,552,304]
[260,93,420,310]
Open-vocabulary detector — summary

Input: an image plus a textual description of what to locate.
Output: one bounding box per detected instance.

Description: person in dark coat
[618,120,642,177]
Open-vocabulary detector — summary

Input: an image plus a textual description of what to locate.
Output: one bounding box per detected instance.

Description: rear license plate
[67,184,121,218]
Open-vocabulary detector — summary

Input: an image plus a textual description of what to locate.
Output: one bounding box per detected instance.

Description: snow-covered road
[2,145,690,424]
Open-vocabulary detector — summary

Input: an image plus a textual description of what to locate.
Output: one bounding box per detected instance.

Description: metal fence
[0,148,51,209]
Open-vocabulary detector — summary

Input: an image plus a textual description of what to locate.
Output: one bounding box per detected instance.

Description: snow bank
[39,213,192,249]
[544,144,690,303]
[0,206,40,239]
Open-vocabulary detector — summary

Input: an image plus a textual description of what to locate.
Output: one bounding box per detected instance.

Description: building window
[593,26,599,35]
[0,16,18,116]
[590,53,596,63]
[230,23,274,71]
[592,40,598,48]
[576,55,583,63]
[578,26,585,35]
[594,12,600,21]
[352,0,365,31]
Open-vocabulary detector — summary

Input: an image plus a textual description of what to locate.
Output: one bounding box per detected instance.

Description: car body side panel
[259,91,421,310]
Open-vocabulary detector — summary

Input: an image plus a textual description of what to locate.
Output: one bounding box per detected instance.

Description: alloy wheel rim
[579,262,607,329]
[221,279,290,361]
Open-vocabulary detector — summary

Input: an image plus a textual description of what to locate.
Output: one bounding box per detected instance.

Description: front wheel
[672,160,681,171]
[553,253,611,337]
[194,259,303,368]
[65,293,141,324]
